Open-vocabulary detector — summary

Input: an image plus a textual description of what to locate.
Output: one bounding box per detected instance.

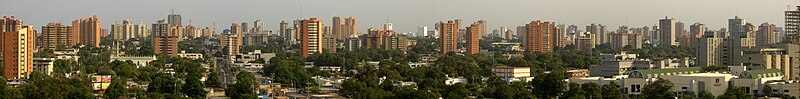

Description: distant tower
[659,17,677,46]
[168,10,182,27]
[786,6,800,43]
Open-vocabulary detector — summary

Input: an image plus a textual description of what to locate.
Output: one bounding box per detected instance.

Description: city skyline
[1,0,797,34]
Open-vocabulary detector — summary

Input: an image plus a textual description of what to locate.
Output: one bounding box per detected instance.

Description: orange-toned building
[3,17,34,79]
[152,20,179,56]
[524,21,555,53]
[41,22,76,50]
[1,16,22,55]
[300,18,324,57]
[439,20,459,54]
[72,16,102,47]
[465,23,480,54]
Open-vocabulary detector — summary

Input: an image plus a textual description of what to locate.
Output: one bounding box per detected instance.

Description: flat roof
[676,73,734,77]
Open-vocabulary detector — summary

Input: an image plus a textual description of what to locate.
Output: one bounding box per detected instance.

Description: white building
[492,66,533,82]
[109,55,157,68]
[177,50,204,60]
[33,58,56,76]
[233,50,275,68]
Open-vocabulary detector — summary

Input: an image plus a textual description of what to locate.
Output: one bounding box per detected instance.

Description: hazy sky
[1,0,798,34]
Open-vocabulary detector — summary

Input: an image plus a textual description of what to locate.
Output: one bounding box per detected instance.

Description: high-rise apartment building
[201,27,214,38]
[73,16,102,47]
[300,18,324,57]
[697,31,724,67]
[587,23,607,44]
[253,20,264,34]
[689,23,707,46]
[111,20,135,40]
[576,32,595,52]
[659,17,677,46]
[345,17,358,38]
[41,23,75,50]
[279,21,291,39]
[786,6,800,43]
[675,21,686,37]
[757,22,779,46]
[465,23,480,54]
[3,23,34,80]
[476,20,486,39]
[168,13,182,27]
[185,24,198,38]
[610,31,643,49]
[524,20,555,53]
[417,26,428,37]
[153,20,179,56]
[438,20,458,54]
[332,16,343,41]
[134,22,149,38]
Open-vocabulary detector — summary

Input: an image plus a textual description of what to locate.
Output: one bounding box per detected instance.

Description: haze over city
[1,0,797,33]
[4,0,800,99]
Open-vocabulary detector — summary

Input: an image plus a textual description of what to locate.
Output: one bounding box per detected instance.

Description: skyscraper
[253,20,264,34]
[757,22,778,46]
[417,26,428,37]
[786,6,800,43]
[697,31,724,67]
[332,16,343,41]
[241,22,249,33]
[279,21,290,39]
[576,32,595,52]
[41,22,75,50]
[72,16,102,47]
[524,20,555,53]
[110,20,135,40]
[300,18,323,57]
[465,23,480,54]
[688,22,707,46]
[345,17,358,37]
[476,20,486,39]
[134,22,149,38]
[675,21,685,37]
[438,20,458,54]
[168,13,182,27]
[659,17,677,46]
[586,23,607,44]
[3,18,34,79]
[729,16,746,35]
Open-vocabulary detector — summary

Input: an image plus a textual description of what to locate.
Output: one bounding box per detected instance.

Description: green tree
[642,78,676,99]
[147,73,179,94]
[601,82,623,99]
[205,68,222,88]
[531,72,566,98]
[105,77,128,99]
[698,91,715,99]
[182,76,207,99]
[581,82,602,99]
[226,72,257,99]
[717,87,751,99]
[565,83,585,99]
[762,85,773,97]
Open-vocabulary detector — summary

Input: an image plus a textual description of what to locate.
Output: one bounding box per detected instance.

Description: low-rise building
[766,81,800,98]
[492,66,532,82]
[177,50,203,60]
[591,52,690,77]
[319,66,342,73]
[567,69,590,78]
[233,50,275,68]
[109,55,157,68]
[661,73,736,96]
[732,69,784,95]
[33,58,56,76]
